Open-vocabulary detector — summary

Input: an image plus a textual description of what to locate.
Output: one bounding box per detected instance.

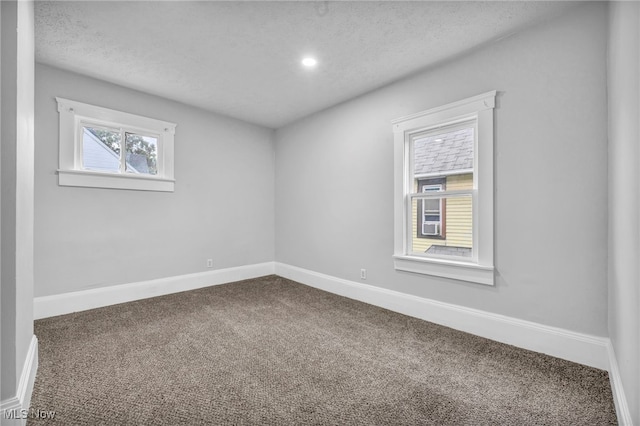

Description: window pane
[125,133,158,175]
[423,198,440,212]
[82,126,121,173]
[413,126,474,177]
[411,194,473,259]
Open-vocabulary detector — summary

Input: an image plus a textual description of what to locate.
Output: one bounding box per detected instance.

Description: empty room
[1,0,638,424]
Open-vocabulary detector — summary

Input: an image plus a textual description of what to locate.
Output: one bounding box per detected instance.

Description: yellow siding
[443,174,473,249]
[411,173,473,254]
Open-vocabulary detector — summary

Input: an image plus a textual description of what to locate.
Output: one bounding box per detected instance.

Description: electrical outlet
[206,259,213,268]
[360,269,366,280]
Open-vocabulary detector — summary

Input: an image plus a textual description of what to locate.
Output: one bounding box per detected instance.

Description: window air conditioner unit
[423,223,440,236]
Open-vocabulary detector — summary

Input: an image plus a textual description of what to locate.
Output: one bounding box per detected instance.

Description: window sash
[77,119,163,177]
[124,132,159,175]
[407,117,476,259]
[406,191,476,261]
[409,189,474,199]
[80,124,121,172]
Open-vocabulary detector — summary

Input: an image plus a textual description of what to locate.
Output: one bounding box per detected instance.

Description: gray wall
[35,64,275,297]
[608,2,640,423]
[275,3,609,336]
[1,0,35,401]
[26,2,639,418]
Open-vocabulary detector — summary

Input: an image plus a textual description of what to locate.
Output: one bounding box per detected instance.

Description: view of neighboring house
[412,126,473,257]
[82,127,152,174]
[82,127,124,172]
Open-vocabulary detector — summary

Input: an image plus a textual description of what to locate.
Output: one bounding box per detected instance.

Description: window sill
[58,169,175,192]
[393,255,494,286]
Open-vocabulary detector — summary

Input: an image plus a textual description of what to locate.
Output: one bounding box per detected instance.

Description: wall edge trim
[33,262,275,319]
[0,335,39,426]
[607,341,634,425]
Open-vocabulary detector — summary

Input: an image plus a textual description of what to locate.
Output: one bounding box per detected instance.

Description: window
[56,98,176,191]
[392,91,495,285]
[417,179,445,238]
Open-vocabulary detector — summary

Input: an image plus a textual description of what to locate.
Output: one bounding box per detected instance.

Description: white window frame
[56,97,176,192]
[392,91,495,285]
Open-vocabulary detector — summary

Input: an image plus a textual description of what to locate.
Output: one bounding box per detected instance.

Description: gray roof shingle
[414,127,474,176]
[426,245,472,257]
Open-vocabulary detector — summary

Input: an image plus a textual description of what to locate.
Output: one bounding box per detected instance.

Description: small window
[417,179,445,238]
[392,91,495,285]
[57,98,176,191]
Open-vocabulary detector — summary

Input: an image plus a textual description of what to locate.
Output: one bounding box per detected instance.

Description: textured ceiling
[36,1,579,129]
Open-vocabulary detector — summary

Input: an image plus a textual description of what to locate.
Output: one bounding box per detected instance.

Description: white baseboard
[1,335,39,426]
[274,262,610,371]
[34,262,275,319]
[607,342,633,425]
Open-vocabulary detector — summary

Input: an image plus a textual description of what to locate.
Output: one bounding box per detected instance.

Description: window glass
[82,126,122,173]
[410,194,473,259]
[125,133,158,175]
[411,124,475,259]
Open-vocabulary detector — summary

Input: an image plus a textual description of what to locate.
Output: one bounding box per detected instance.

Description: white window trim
[56,97,176,192]
[392,91,496,286]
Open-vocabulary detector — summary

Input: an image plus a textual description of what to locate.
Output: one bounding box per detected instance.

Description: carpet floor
[28,275,617,425]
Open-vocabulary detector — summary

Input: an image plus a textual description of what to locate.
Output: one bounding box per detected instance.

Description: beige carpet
[28,275,616,425]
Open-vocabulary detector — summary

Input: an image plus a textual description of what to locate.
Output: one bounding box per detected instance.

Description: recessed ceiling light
[302,57,317,68]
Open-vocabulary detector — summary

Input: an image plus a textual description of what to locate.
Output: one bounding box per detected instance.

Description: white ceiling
[36,1,579,129]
